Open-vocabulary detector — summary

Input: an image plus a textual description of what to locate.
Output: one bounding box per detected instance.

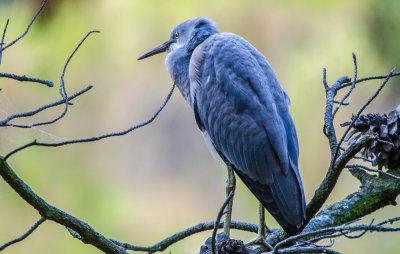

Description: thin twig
[377,217,400,226]
[0,0,47,53]
[0,72,53,87]
[332,53,357,120]
[346,164,400,180]
[339,72,400,90]
[353,155,374,163]
[111,220,258,252]
[323,75,350,153]
[271,246,342,254]
[273,218,400,253]
[323,68,329,91]
[211,191,234,254]
[0,19,9,64]
[331,68,395,169]
[0,85,93,127]
[333,100,349,105]
[29,30,99,128]
[0,217,46,251]
[297,238,335,248]
[4,82,176,160]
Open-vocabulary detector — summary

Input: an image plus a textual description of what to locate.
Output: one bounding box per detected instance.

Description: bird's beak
[137,39,175,60]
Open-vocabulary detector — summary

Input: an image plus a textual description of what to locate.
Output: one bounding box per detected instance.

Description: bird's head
[138,17,219,60]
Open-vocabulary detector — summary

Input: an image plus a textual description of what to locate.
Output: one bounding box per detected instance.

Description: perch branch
[111,220,257,252]
[263,165,400,251]
[271,217,400,254]
[0,217,46,251]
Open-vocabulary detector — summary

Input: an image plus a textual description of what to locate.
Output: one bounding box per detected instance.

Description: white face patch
[167,42,183,53]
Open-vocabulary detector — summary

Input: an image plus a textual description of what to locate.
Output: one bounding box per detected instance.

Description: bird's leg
[246,203,273,250]
[223,166,236,237]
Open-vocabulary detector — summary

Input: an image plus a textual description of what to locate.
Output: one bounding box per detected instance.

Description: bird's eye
[174,32,179,39]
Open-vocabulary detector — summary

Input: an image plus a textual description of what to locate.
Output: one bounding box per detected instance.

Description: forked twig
[4,82,175,160]
[0,85,93,127]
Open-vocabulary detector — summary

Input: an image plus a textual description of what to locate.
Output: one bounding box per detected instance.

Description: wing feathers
[191,33,306,235]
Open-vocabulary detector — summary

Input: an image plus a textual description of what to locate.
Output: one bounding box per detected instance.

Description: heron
[138,17,306,247]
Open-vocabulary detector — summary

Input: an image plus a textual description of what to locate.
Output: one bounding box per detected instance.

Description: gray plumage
[138,17,306,235]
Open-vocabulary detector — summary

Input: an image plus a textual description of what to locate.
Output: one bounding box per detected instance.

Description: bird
[138,17,306,245]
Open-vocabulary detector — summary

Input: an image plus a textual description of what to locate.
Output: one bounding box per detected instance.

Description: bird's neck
[166,48,193,105]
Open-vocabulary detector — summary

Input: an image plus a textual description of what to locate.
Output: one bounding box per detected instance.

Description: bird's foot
[246,235,273,251]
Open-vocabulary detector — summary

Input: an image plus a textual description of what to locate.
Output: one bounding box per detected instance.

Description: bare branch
[0,72,53,87]
[0,19,9,64]
[211,191,234,254]
[271,246,342,254]
[332,53,358,120]
[332,68,394,167]
[346,164,400,180]
[0,157,127,253]
[323,75,350,154]
[0,85,93,127]
[339,71,400,90]
[0,217,46,251]
[111,220,257,252]
[0,0,47,53]
[306,132,376,222]
[272,218,400,254]
[306,62,395,223]
[4,82,175,160]
[353,155,374,163]
[29,30,100,128]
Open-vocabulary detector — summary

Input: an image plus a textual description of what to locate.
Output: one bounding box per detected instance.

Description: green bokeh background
[0,0,399,253]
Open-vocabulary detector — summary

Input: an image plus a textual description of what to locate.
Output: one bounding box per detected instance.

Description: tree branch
[346,164,400,180]
[306,60,395,223]
[305,132,376,223]
[0,85,93,127]
[0,72,53,87]
[0,157,127,254]
[111,220,257,252]
[0,19,9,64]
[211,191,234,254]
[0,217,46,251]
[0,0,47,54]
[4,82,175,160]
[27,30,99,128]
[263,165,400,251]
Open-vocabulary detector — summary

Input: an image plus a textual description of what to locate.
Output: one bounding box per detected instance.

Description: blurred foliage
[364,0,400,98]
[0,0,399,253]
